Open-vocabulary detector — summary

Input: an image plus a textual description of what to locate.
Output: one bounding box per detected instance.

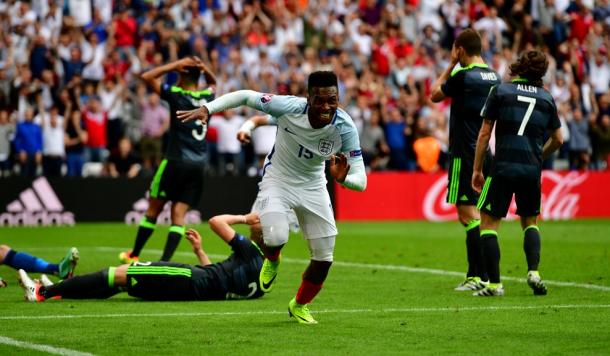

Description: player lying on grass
[18,213,266,301]
[0,245,78,287]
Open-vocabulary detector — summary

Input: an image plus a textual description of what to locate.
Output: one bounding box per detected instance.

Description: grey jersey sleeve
[341,155,367,191]
[337,110,366,191]
[204,90,306,118]
[267,114,278,126]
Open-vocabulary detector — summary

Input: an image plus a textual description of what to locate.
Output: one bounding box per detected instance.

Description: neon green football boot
[288,298,318,324]
[259,256,280,293]
[58,247,79,279]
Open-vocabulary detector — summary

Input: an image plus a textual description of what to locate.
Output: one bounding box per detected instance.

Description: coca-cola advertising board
[335,171,609,221]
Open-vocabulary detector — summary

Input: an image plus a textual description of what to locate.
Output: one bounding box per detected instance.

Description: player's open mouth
[320,113,331,120]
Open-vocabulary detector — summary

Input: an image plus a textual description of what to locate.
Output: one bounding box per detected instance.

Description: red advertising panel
[335,171,610,221]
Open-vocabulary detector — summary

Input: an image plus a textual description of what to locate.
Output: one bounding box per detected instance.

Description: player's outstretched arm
[237,115,272,144]
[178,90,259,123]
[472,118,494,193]
[178,90,264,123]
[542,127,564,160]
[178,89,305,124]
[208,213,260,244]
[179,90,306,125]
[185,229,212,266]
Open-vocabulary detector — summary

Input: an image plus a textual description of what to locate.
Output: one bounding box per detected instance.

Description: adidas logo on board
[0,177,75,226]
[123,193,201,225]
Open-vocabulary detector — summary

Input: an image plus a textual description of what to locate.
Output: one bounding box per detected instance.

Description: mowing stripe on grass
[25,247,610,292]
[0,304,609,321]
[322,259,610,292]
[0,336,94,356]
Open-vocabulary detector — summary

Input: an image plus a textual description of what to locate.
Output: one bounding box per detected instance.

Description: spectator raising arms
[37,102,65,177]
[81,95,108,164]
[1,1,609,175]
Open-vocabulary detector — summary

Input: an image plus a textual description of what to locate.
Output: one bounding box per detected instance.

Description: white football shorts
[253,180,338,240]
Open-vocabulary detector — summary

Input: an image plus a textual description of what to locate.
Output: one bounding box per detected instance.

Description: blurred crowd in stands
[0,0,609,178]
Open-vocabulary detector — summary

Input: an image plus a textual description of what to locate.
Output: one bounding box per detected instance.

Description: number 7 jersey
[481,79,561,178]
[254,94,362,188]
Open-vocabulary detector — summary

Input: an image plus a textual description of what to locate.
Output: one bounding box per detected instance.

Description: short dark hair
[308,71,338,94]
[180,66,201,85]
[454,28,482,56]
[509,50,549,87]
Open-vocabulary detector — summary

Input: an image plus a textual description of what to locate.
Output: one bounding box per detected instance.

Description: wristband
[239,120,255,135]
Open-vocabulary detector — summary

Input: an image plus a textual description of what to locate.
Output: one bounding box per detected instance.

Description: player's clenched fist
[237,131,251,144]
[329,153,350,183]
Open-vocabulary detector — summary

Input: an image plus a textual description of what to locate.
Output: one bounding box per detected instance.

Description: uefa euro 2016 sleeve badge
[318,139,334,156]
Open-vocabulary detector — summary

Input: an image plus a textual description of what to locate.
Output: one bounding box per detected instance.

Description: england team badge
[318,139,334,156]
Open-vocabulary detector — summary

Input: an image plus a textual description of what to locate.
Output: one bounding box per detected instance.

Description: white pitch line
[24,246,610,292]
[0,336,94,356]
[0,304,609,321]
[324,260,610,292]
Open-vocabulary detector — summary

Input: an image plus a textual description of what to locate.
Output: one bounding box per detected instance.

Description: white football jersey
[251,94,362,188]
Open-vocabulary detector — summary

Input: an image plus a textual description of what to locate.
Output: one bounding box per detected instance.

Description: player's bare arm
[430,45,459,103]
[237,115,271,144]
[177,104,210,124]
[472,118,494,193]
[140,57,202,94]
[542,127,564,160]
[185,229,212,266]
[208,213,260,244]
[192,56,217,86]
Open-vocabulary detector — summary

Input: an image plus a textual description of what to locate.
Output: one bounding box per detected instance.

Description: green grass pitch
[0,220,609,355]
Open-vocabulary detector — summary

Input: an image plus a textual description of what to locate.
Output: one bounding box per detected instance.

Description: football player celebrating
[177,71,367,324]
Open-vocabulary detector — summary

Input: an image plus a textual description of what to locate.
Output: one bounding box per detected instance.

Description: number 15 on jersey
[298,145,313,159]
